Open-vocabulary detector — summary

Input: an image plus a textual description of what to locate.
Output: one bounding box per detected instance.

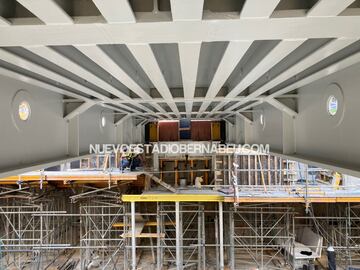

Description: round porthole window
[101,116,106,127]
[260,114,264,126]
[327,95,338,116]
[18,101,31,121]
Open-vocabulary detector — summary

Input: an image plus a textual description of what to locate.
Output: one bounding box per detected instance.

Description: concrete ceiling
[1,0,360,177]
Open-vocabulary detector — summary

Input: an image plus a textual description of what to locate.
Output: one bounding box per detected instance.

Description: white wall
[0,74,67,171]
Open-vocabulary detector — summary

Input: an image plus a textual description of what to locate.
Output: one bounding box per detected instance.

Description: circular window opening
[101,116,106,127]
[18,101,31,121]
[327,95,338,116]
[260,114,264,126]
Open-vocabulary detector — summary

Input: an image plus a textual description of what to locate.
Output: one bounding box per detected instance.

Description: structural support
[240,0,281,18]
[127,44,180,117]
[266,98,298,117]
[175,201,183,270]
[219,202,224,270]
[131,201,136,270]
[64,101,96,120]
[197,41,252,117]
[16,0,73,25]
[92,0,136,23]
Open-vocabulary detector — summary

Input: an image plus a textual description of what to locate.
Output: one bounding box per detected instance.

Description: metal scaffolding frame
[0,191,75,269]
[80,200,125,269]
[229,205,295,270]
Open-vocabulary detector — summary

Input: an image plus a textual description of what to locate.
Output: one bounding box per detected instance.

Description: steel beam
[210,40,304,114]
[234,38,357,113]
[26,46,152,114]
[170,0,204,21]
[240,0,281,18]
[16,0,73,25]
[197,41,252,117]
[64,101,96,120]
[307,0,355,17]
[1,17,360,46]
[266,98,298,118]
[127,44,180,117]
[92,0,136,23]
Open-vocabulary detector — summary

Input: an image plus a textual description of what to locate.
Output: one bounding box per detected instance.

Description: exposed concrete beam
[0,17,10,26]
[178,43,201,118]
[307,0,355,17]
[266,98,298,118]
[230,38,357,113]
[197,41,252,117]
[0,48,135,114]
[170,0,204,21]
[110,94,297,104]
[26,46,151,114]
[127,44,180,117]
[236,112,253,124]
[238,49,360,113]
[0,66,90,102]
[211,40,304,114]
[64,101,96,120]
[240,0,281,18]
[92,0,136,23]
[171,0,203,118]
[75,46,168,118]
[1,16,360,46]
[16,0,73,25]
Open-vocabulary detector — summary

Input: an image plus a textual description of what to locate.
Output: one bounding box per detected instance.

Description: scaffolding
[229,205,295,270]
[0,191,75,269]
[80,200,125,269]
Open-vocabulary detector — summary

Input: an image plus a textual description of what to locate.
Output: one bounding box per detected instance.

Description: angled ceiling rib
[220,0,356,118]
[172,0,203,119]
[196,0,280,118]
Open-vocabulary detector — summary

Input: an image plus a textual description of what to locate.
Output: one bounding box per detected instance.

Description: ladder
[213,155,227,188]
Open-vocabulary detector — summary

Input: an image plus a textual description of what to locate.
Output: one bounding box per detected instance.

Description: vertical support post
[229,209,235,270]
[157,202,162,270]
[131,201,136,270]
[219,202,224,270]
[202,210,206,269]
[176,202,183,270]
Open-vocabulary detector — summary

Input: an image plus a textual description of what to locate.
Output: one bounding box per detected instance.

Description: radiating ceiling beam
[170,0,204,20]
[219,2,356,115]
[178,43,201,118]
[240,0,281,18]
[1,16,360,46]
[26,46,153,115]
[225,38,357,113]
[307,0,355,17]
[238,49,360,114]
[64,101,97,120]
[16,0,73,25]
[197,0,280,118]
[196,41,252,118]
[74,45,166,117]
[0,17,10,26]
[171,0,203,118]
[0,65,91,102]
[127,44,180,117]
[209,40,304,114]
[0,48,135,114]
[92,0,136,23]
[266,98,298,117]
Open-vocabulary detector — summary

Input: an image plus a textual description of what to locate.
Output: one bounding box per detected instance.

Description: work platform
[0,170,144,186]
[122,184,360,203]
